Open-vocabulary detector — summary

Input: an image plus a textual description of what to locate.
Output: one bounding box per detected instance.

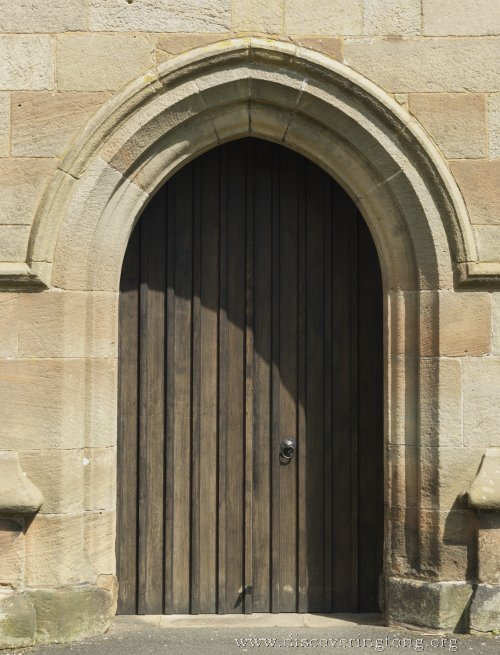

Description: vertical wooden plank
[331,183,359,612]
[357,215,384,611]
[244,141,254,614]
[278,147,299,612]
[117,224,140,614]
[137,191,166,614]
[304,160,326,612]
[252,140,273,613]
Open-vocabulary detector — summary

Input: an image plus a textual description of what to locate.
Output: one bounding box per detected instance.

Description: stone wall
[0,0,499,647]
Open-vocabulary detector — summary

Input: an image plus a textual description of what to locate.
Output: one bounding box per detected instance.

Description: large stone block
[493,293,500,355]
[475,226,500,263]
[363,0,421,36]
[344,37,500,92]
[156,34,226,61]
[288,37,342,61]
[57,34,154,92]
[0,158,57,225]
[285,0,363,35]
[451,160,500,225]
[0,590,35,649]
[0,36,53,91]
[477,514,500,584]
[0,358,117,451]
[469,584,500,633]
[423,0,500,36]
[0,519,24,587]
[463,358,500,448]
[0,0,87,32]
[84,447,116,512]
[0,92,8,156]
[419,357,462,448]
[12,91,110,158]
[408,93,486,159]
[233,0,282,33]
[489,93,500,159]
[89,0,230,32]
[25,514,92,586]
[18,449,85,514]
[84,511,115,576]
[0,225,30,262]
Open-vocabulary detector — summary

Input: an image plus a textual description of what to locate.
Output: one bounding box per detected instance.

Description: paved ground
[4,615,500,655]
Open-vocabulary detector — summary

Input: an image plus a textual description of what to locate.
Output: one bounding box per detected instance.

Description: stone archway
[23,38,481,634]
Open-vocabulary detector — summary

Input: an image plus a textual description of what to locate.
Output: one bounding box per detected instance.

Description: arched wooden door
[117,138,383,615]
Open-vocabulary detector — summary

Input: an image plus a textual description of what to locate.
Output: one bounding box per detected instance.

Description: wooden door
[117,138,383,615]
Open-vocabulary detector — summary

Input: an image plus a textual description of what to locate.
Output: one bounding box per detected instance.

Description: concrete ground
[3,614,500,655]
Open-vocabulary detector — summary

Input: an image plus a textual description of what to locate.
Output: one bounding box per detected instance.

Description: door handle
[280,438,296,464]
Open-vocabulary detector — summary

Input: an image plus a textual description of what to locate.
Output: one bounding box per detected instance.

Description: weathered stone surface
[0,92,8,156]
[0,158,56,225]
[493,293,500,355]
[29,584,114,644]
[289,37,342,61]
[0,519,24,586]
[423,0,500,36]
[344,38,500,92]
[84,447,116,511]
[0,36,53,91]
[84,511,115,575]
[285,0,363,35]
[12,91,110,157]
[18,449,84,514]
[233,0,282,33]
[0,358,117,451]
[363,0,421,36]
[0,225,30,262]
[463,358,500,448]
[470,584,500,633]
[451,160,500,225]
[0,452,43,515]
[57,34,154,91]
[89,0,230,32]
[156,33,226,60]
[489,93,500,159]
[25,514,92,586]
[0,1,87,32]
[0,590,35,649]
[468,449,500,511]
[477,513,500,584]
[420,358,462,447]
[475,226,500,263]
[386,577,473,631]
[3,290,118,358]
[408,93,486,159]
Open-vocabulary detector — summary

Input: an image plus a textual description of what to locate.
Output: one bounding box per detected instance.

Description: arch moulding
[6,38,486,631]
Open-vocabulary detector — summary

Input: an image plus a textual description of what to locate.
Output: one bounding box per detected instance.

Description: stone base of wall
[386,577,474,632]
[470,584,500,633]
[0,576,116,649]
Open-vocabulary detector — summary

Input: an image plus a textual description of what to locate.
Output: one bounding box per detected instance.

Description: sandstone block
[84,511,115,576]
[18,449,85,514]
[0,158,57,225]
[463,358,500,448]
[421,291,491,357]
[493,293,500,355]
[409,93,486,159]
[489,93,500,159]
[25,514,92,586]
[0,225,30,262]
[233,0,282,34]
[344,38,500,92]
[0,358,117,451]
[477,514,500,584]
[289,37,342,61]
[0,36,53,91]
[0,1,87,32]
[419,358,462,447]
[12,91,110,158]
[423,0,500,36]
[475,226,500,262]
[0,590,35,649]
[0,92,8,156]
[84,447,116,512]
[0,520,24,587]
[0,294,17,356]
[285,0,363,35]
[89,0,230,32]
[363,0,421,36]
[156,34,226,61]
[0,452,44,515]
[451,160,500,225]
[57,34,154,92]
[469,584,500,633]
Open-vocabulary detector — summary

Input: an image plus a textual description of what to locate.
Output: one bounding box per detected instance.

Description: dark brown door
[117,138,383,615]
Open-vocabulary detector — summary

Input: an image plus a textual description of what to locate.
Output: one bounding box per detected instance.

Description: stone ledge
[0,263,47,290]
[386,577,473,632]
[468,448,500,511]
[0,452,44,516]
